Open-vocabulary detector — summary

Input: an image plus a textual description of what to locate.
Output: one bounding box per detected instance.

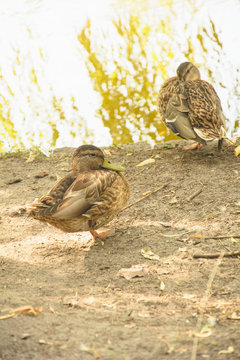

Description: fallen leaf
[141,248,160,261]
[234,145,240,157]
[0,313,16,320]
[0,305,42,320]
[11,305,42,316]
[118,264,149,280]
[219,346,234,354]
[34,171,48,179]
[136,158,155,167]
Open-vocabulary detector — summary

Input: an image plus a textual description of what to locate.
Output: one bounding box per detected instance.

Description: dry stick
[121,184,167,212]
[186,188,203,202]
[193,251,240,259]
[191,251,224,360]
[203,235,240,240]
[127,168,146,182]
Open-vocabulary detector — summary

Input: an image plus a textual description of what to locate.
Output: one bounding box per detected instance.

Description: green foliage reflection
[79,15,178,145]
[78,2,239,145]
[0,0,239,153]
[0,46,91,153]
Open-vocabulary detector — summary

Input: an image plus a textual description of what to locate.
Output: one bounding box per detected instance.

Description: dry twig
[161,230,194,238]
[121,184,167,212]
[127,168,146,181]
[186,188,202,202]
[193,251,240,259]
[203,235,240,240]
[191,252,224,360]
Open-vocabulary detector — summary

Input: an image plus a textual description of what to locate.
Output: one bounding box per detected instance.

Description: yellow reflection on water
[0,0,239,152]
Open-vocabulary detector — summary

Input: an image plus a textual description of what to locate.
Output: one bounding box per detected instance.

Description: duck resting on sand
[29,145,130,239]
[157,61,226,150]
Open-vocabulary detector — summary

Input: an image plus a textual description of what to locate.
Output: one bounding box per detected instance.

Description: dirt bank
[0,140,240,360]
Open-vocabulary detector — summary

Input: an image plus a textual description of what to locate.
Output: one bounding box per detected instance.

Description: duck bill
[102,158,126,172]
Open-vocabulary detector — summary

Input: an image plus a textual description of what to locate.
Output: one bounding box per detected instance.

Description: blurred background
[0,0,240,154]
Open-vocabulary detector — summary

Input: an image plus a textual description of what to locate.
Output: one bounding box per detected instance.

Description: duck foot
[90,228,115,240]
[183,143,203,150]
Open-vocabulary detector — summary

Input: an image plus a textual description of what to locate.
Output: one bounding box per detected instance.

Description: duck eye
[89,153,96,157]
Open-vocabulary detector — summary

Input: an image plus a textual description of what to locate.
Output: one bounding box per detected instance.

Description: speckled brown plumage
[157,62,226,150]
[157,76,179,122]
[29,145,130,237]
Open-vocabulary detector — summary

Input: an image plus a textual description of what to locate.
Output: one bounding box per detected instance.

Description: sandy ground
[0,140,240,360]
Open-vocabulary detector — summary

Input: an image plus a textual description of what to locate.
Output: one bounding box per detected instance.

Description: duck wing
[157,76,179,123]
[28,173,77,217]
[182,80,226,140]
[164,87,200,140]
[165,80,226,142]
[52,170,118,220]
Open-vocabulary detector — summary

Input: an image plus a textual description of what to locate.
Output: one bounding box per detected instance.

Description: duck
[28,145,130,239]
[157,61,226,150]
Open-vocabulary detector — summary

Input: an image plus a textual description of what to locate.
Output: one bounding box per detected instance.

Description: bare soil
[0,140,240,360]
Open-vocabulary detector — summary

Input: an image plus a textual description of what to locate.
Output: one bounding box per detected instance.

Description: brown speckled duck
[29,145,130,239]
[157,62,226,150]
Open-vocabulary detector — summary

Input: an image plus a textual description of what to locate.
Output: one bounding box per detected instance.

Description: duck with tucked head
[157,62,226,150]
[29,145,130,239]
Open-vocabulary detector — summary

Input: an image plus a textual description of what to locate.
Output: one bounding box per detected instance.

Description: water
[0,0,239,152]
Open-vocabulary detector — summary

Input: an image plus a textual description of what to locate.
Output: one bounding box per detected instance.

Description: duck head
[177,62,201,82]
[72,145,126,172]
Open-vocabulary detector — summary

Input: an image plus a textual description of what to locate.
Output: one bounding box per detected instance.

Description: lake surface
[0,0,239,153]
